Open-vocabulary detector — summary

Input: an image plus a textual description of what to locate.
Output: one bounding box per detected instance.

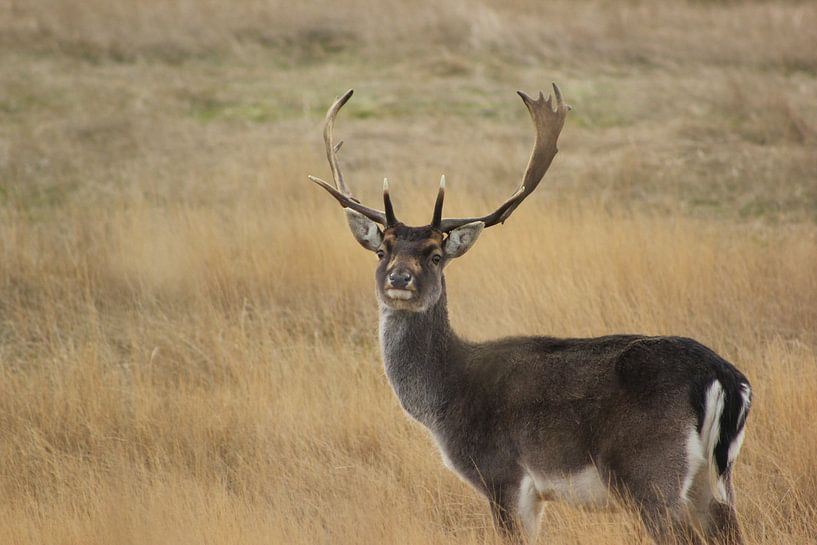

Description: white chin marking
[386,289,414,300]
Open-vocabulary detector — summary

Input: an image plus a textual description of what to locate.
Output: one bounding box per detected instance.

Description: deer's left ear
[444,221,484,259]
[345,208,383,252]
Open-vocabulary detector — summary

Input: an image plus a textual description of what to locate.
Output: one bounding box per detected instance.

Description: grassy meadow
[1,1,817,543]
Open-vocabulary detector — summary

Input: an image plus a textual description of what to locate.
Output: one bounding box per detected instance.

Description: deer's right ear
[444,221,484,259]
[345,208,383,252]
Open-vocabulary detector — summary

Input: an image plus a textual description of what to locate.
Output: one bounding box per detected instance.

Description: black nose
[388,271,412,289]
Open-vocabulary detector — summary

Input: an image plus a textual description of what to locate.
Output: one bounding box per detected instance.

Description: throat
[379,290,458,426]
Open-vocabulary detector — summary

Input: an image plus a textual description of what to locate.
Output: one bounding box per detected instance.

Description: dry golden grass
[1,1,817,544]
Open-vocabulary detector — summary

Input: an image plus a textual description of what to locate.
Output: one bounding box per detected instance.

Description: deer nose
[388,271,412,289]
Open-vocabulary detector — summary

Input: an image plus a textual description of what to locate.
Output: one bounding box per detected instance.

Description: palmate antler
[308,84,570,232]
[435,84,569,231]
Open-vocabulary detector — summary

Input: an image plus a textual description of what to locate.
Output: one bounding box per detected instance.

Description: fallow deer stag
[307,85,751,545]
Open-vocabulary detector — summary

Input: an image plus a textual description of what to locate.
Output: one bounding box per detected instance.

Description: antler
[307,89,394,226]
[437,83,569,232]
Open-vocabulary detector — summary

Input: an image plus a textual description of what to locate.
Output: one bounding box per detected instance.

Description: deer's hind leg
[637,500,703,545]
[608,435,704,545]
[687,470,744,545]
[706,501,743,545]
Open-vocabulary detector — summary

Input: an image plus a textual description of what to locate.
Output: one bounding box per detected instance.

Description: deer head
[308,86,569,311]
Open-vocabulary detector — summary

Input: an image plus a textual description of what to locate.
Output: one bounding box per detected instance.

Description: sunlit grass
[1,1,816,543]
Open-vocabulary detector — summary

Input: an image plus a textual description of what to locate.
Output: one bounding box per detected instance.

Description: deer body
[308,86,751,544]
[380,273,749,543]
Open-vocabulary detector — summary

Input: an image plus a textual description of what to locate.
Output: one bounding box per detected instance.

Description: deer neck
[378,278,460,427]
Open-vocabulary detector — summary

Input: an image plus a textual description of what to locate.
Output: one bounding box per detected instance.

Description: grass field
[1,1,817,544]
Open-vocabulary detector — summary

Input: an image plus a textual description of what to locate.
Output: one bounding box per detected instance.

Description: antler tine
[307,175,386,224]
[431,175,445,229]
[438,83,569,232]
[324,89,354,196]
[308,90,389,225]
[383,178,397,226]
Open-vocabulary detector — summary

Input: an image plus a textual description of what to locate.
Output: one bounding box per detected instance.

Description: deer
[306,85,752,545]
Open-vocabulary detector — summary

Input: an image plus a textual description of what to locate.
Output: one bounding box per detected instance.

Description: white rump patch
[727,383,751,469]
[700,381,727,502]
[727,428,746,466]
[738,383,752,425]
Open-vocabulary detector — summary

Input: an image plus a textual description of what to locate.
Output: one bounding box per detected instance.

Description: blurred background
[1,1,816,544]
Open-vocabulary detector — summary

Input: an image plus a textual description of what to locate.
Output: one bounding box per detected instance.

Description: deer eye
[376,249,385,260]
[431,254,442,265]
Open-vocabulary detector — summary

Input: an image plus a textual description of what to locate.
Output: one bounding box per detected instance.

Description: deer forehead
[383,230,443,252]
